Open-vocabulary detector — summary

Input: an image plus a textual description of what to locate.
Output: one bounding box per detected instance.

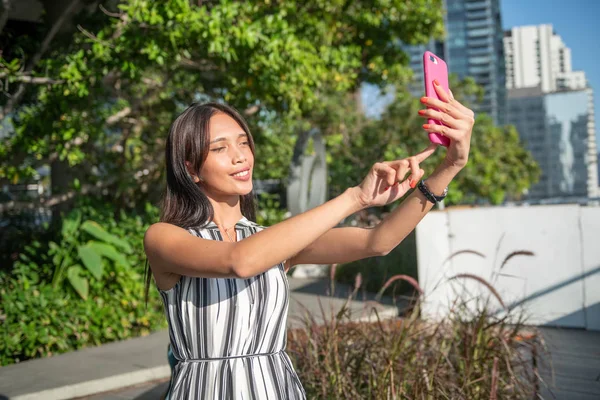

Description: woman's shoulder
[144,222,188,241]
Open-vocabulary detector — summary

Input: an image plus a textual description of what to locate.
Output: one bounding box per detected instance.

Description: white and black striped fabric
[159,216,306,399]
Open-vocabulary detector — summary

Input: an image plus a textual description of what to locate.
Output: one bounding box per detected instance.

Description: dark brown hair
[144,102,258,305]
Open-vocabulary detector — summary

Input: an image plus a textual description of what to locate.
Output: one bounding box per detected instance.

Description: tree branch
[0,0,12,37]
[98,3,121,19]
[106,106,131,125]
[0,163,159,213]
[77,23,114,47]
[0,0,80,120]
[179,57,220,72]
[0,180,107,213]
[0,73,64,84]
[244,104,260,116]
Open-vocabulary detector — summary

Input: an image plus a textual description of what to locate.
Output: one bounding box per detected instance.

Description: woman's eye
[211,147,226,152]
[241,141,249,146]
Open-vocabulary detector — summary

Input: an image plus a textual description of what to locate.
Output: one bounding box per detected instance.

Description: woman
[143,81,474,399]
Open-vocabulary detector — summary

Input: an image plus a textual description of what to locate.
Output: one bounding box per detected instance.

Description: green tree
[0,0,444,217]
[306,77,540,205]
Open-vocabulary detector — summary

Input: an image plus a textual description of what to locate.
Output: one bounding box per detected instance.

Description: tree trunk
[50,159,73,229]
[0,0,12,36]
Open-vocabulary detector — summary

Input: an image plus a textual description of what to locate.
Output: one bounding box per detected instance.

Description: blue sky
[501,0,600,145]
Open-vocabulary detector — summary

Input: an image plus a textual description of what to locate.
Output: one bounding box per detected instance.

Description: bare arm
[370,79,474,255]
[288,162,460,267]
[144,187,363,279]
[290,81,474,265]
[368,161,460,255]
[289,226,378,267]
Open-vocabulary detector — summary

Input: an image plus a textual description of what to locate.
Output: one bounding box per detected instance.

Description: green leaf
[61,210,81,238]
[81,221,132,253]
[66,266,89,300]
[87,241,130,268]
[77,245,103,280]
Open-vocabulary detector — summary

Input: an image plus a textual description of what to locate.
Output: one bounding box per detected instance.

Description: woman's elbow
[229,249,255,279]
[231,264,253,279]
[368,242,391,257]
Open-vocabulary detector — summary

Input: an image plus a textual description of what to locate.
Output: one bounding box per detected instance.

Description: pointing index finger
[415,143,438,163]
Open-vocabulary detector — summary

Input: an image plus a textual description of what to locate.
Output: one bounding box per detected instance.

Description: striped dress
[159,216,306,399]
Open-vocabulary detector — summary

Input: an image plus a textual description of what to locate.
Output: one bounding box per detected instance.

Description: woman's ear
[185,161,202,183]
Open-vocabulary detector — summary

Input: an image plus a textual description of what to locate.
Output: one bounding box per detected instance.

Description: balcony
[467,9,490,19]
[466,19,491,29]
[465,1,488,11]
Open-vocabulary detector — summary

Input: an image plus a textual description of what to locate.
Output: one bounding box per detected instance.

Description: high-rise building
[505,24,599,201]
[507,87,599,200]
[504,24,587,93]
[403,0,507,125]
[404,39,446,92]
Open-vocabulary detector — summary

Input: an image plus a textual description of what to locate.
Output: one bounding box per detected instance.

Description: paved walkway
[538,327,600,399]
[0,278,405,400]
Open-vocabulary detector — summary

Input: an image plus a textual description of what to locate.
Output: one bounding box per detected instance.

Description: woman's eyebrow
[210,133,247,144]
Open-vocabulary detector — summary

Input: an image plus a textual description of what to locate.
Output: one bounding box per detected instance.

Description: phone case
[423,51,451,147]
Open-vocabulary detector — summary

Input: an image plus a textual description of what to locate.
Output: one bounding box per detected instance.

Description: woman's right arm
[143,187,364,279]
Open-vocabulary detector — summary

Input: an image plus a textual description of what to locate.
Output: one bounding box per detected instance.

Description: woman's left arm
[287,82,474,269]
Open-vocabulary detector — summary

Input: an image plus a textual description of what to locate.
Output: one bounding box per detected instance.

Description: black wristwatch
[417,179,448,204]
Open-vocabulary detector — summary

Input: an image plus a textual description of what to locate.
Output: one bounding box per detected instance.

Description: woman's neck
[208,197,243,229]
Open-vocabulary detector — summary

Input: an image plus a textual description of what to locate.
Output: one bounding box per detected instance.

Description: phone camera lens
[429,55,437,64]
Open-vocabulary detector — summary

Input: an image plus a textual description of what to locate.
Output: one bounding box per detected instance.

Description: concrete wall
[415,204,600,330]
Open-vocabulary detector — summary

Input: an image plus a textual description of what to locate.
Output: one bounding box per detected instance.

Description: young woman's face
[197,112,254,198]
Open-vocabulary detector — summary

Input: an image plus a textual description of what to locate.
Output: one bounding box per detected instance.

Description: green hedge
[0,199,166,365]
[0,192,291,366]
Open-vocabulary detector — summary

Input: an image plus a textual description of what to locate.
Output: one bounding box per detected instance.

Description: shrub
[288,252,543,399]
[0,198,166,365]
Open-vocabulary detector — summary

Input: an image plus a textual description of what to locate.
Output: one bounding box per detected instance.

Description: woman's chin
[232,180,253,195]
[240,183,253,195]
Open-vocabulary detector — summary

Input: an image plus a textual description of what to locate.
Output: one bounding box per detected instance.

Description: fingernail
[423,124,430,129]
[434,79,439,86]
[420,97,427,103]
[385,186,390,191]
[410,180,416,189]
[418,109,426,115]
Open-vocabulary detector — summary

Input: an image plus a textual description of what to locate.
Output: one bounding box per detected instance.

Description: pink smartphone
[423,51,451,147]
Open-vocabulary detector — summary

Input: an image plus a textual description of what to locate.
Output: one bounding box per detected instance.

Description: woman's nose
[231,146,246,163]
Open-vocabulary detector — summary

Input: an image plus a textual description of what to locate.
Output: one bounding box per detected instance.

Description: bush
[287,290,540,399]
[0,198,166,366]
[289,250,543,399]
[0,190,294,366]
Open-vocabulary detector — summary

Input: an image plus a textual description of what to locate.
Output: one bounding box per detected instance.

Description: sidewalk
[0,278,405,400]
[537,327,600,399]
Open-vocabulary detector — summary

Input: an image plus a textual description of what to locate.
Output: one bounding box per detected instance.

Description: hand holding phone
[423,51,451,147]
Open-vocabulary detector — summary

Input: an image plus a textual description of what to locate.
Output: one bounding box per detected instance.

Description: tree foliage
[0,0,444,208]
[306,76,540,205]
[0,0,537,210]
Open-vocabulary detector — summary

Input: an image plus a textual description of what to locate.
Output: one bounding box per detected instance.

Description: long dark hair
[144,102,258,305]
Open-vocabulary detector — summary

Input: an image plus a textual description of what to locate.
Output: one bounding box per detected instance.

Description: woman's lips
[231,170,250,181]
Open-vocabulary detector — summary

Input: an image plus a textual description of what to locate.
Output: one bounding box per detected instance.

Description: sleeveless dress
[159,216,306,399]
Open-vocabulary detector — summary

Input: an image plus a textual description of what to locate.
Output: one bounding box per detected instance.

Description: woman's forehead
[209,113,245,140]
